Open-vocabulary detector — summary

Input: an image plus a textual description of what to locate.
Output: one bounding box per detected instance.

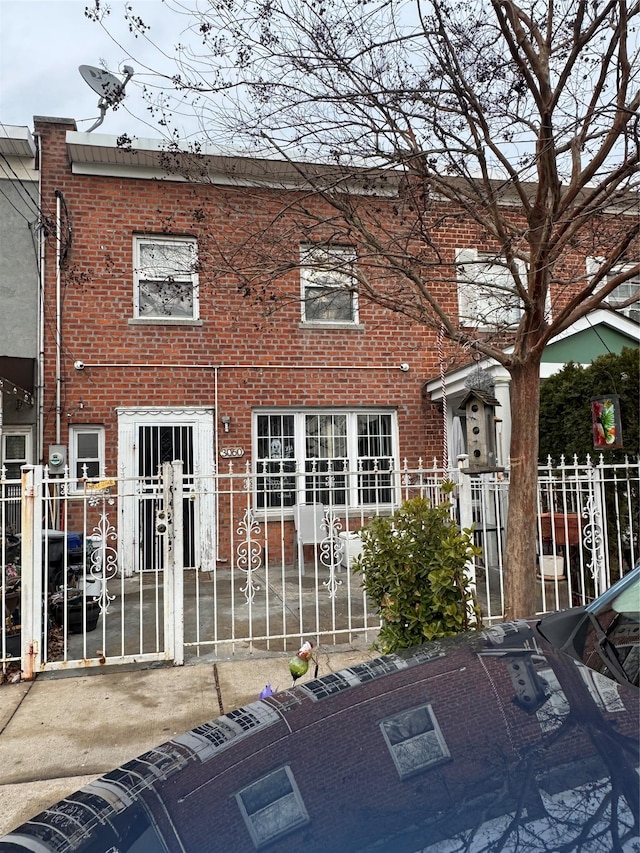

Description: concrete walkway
[0,647,375,837]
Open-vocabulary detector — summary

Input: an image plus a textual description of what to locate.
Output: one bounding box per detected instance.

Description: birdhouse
[460,389,502,472]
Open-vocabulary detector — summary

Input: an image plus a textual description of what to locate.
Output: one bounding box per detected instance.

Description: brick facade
[34,117,637,573]
[36,118,450,471]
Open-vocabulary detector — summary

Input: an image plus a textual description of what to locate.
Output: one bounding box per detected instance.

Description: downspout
[54,190,62,445]
[35,132,45,464]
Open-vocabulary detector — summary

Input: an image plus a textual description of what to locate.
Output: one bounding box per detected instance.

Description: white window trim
[456,248,527,329]
[253,408,400,512]
[587,257,640,321]
[1,427,32,479]
[133,235,199,322]
[69,425,105,493]
[300,243,359,325]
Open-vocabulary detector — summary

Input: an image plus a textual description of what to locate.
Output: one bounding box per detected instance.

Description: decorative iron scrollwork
[89,506,117,615]
[236,508,262,603]
[320,510,344,599]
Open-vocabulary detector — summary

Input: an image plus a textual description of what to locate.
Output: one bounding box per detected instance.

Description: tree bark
[503,357,542,619]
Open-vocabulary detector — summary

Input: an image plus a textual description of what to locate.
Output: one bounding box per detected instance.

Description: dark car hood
[2,621,639,852]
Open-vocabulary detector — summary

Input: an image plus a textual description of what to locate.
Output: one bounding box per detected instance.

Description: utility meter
[48,445,67,471]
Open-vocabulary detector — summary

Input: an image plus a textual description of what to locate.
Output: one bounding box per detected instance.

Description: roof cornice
[0,124,36,158]
[64,130,401,195]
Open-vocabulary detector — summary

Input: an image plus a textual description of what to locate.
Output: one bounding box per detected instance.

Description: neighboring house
[425,309,640,468]
[0,125,39,514]
[32,116,637,573]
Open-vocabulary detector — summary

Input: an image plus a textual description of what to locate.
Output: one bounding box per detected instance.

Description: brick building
[33,116,638,575]
[34,116,455,573]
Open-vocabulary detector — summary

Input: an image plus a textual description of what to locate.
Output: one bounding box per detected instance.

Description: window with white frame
[69,426,105,487]
[254,409,397,509]
[2,430,30,479]
[456,248,524,328]
[380,703,450,779]
[235,765,309,848]
[587,258,640,322]
[133,236,198,320]
[300,243,358,324]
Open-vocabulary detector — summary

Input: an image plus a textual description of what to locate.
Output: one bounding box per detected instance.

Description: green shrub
[352,492,482,653]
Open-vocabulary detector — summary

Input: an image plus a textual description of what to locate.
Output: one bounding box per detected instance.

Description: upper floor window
[588,258,640,323]
[133,236,199,321]
[456,248,524,329]
[300,243,358,324]
[69,425,105,491]
[254,409,397,509]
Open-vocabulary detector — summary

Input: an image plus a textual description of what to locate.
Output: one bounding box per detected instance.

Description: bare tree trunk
[503,358,542,619]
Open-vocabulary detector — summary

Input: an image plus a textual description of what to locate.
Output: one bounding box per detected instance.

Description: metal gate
[138,425,195,571]
[116,407,215,576]
[2,455,638,676]
[13,465,182,674]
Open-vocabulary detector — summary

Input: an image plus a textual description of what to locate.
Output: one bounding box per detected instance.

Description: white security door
[117,408,215,575]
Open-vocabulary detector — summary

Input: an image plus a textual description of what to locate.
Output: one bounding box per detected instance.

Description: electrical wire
[0,182,33,224]
[0,153,41,216]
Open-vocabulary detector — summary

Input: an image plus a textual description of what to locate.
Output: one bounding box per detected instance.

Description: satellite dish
[79,65,126,106]
[79,64,134,132]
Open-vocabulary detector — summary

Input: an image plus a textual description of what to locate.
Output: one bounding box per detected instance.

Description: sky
[0,0,186,139]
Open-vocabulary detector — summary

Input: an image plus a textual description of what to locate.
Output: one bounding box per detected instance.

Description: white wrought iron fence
[1,455,637,675]
[536,455,639,607]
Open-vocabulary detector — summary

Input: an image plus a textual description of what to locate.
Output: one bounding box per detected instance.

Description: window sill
[458,319,520,331]
[298,322,364,331]
[129,318,203,327]
[255,504,394,520]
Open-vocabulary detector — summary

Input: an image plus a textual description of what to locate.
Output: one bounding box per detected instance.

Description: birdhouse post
[460,389,502,473]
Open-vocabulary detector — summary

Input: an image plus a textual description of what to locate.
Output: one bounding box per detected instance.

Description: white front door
[117,408,215,574]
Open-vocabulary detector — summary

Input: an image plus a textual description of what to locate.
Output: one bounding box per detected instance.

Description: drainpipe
[35,132,45,464]
[54,190,62,445]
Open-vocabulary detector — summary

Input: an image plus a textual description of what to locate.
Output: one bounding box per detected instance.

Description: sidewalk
[0,647,375,837]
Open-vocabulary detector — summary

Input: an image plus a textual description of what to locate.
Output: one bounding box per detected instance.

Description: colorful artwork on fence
[591,395,623,449]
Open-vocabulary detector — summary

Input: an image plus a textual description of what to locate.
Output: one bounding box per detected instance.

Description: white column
[492,372,512,468]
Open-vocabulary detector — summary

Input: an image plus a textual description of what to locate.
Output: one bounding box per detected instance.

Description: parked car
[537,562,640,689]
[1,569,638,852]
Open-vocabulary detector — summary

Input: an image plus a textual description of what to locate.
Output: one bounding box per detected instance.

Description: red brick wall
[35,118,636,476]
[36,119,454,469]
